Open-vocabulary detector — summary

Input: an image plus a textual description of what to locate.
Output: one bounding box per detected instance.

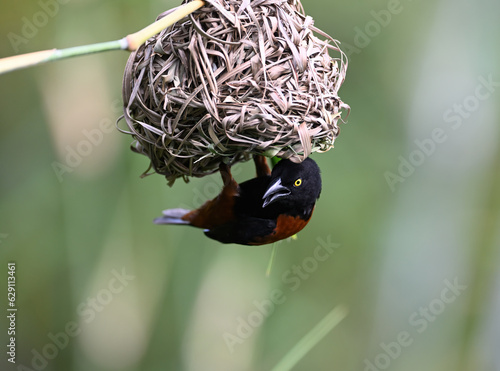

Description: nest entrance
[120,0,349,185]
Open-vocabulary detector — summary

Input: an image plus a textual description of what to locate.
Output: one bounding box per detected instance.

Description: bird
[154,155,322,245]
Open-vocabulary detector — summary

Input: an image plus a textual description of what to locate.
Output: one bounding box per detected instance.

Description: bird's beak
[262,178,290,208]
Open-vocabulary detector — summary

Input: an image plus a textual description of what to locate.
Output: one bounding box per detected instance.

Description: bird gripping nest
[120,0,349,185]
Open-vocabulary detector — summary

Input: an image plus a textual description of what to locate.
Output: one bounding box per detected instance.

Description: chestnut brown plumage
[154,156,322,245]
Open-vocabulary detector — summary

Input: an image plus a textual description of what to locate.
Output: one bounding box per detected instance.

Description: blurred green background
[1,0,499,370]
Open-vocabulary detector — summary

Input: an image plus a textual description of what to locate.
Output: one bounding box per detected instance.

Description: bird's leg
[219,162,234,187]
[253,155,272,177]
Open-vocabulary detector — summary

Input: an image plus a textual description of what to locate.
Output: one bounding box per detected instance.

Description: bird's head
[262,158,322,211]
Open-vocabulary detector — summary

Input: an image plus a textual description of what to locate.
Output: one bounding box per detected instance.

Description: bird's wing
[204,217,276,245]
[182,163,240,229]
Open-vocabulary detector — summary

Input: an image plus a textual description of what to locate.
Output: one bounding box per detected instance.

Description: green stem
[271,305,348,371]
[456,144,500,371]
[0,0,205,75]
[0,39,128,75]
[266,244,279,277]
[50,39,128,62]
[271,156,281,166]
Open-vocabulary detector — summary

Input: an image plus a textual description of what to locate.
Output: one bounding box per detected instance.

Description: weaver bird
[154,156,322,245]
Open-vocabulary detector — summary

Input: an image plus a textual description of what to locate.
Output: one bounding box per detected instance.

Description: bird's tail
[154,208,191,225]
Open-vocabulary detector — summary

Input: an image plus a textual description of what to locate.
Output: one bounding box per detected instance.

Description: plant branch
[0,0,205,75]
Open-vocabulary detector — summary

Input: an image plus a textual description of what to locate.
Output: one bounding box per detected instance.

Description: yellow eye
[294,178,302,187]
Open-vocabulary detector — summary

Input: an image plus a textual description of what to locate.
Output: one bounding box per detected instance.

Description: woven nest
[120,0,349,185]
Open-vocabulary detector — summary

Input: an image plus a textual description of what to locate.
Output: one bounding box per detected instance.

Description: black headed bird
[154,156,322,245]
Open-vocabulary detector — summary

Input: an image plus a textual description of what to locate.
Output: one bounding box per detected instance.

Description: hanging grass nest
[120,0,349,185]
